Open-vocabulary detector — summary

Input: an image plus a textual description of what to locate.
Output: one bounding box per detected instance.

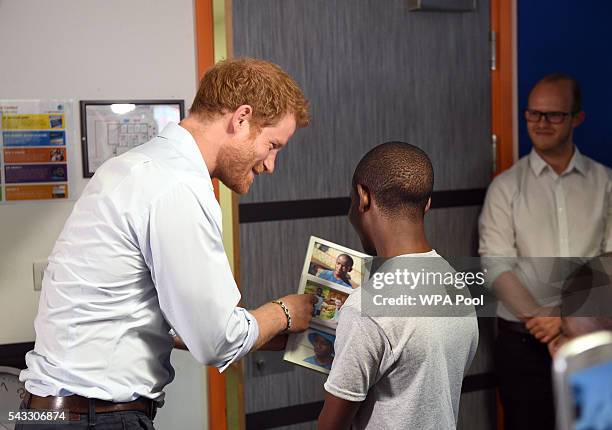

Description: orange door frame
[195,0,220,200]
[491,0,515,176]
[194,1,227,429]
[491,2,515,428]
[491,0,516,430]
[196,0,515,428]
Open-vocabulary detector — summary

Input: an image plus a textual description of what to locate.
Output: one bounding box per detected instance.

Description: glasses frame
[523,109,578,124]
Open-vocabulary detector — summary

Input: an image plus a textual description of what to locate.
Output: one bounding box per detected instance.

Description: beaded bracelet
[271,300,292,332]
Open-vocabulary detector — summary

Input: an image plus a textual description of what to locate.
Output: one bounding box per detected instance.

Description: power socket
[33,260,48,291]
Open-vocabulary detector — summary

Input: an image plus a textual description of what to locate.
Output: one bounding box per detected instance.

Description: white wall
[0,1,208,428]
[0,0,197,342]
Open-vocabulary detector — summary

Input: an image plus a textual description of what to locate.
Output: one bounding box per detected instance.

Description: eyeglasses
[524,109,576,124]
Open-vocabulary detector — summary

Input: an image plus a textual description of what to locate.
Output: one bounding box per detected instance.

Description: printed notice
[0,100,73,202]
[82,102,183,176]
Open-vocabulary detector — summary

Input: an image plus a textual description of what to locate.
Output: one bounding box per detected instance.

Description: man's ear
[424,197,432,214]
[356,184,371,213]
[230,104,253,134]
[571,111,585,128]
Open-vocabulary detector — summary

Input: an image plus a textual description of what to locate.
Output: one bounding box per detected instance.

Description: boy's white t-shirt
[324,250,479,430]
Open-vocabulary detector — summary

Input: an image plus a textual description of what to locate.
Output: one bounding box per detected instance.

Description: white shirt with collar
[479,147,612,321]
[20,122,258,402]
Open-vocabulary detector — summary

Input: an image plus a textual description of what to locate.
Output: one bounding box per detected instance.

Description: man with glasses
[479,74,612,430]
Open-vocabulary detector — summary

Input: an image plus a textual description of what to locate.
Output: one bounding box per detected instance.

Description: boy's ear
[424,197,431,214]
[356,184,370,213]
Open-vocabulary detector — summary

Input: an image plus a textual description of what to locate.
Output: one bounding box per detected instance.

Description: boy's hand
[278,293,316,333]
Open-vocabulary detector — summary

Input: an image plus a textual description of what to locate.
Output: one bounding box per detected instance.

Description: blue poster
[4,164,68,183]
[2,131,66,147]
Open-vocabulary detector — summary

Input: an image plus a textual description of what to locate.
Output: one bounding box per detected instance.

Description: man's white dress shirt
[479,148,612,321]
[20,123,258,402]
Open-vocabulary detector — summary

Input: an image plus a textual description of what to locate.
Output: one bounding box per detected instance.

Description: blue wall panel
[518,1,612,167]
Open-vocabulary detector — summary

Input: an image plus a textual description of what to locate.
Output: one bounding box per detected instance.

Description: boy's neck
[372,221,432,258]
[316,355,334,366]
[334,273,348,282]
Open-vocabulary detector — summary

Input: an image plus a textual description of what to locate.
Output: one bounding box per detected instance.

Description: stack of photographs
[284,236,369,374]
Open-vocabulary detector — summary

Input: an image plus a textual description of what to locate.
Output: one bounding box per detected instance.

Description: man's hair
[337,254,354,268]
[529,73,582,113]
[190,58,309,128]
[352,141,433,220]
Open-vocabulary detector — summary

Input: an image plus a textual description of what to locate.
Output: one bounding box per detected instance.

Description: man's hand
[525,310,561,344]
[278,293,316,332]
[250,294,315,351]
[547,334,564,357]
[260,334,289,351]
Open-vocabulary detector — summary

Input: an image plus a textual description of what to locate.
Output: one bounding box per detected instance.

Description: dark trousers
[14,402,155,430]
[495,319,556,430]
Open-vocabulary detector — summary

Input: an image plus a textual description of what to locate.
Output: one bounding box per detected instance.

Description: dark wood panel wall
[233,1,495,428]
[235,0,491,204]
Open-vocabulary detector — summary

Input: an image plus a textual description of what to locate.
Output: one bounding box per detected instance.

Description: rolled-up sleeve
[143,182,258,370]
[478,176,518,284]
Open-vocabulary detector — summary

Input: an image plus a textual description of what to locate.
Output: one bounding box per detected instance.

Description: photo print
[303,237,369,290]
[304,279,349,329]
[284,236,370,374]
[284,327,336,374]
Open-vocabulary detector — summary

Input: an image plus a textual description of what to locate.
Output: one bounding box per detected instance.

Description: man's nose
[263,154,276,173]
[537,114,551,124]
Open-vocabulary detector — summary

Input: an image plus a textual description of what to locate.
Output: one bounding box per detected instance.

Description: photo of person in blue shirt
[303,330,335,371]
[317,254,354,288]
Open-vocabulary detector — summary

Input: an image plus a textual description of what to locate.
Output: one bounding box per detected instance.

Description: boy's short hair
[190,57,310,128]
[337,254,354,268]
[352,141,433,221]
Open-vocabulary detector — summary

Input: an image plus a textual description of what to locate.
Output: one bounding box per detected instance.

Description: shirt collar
[158,122,214,189]
[568,147,587,176]
[397,249,439,258]
[528,149,549,176]
[528,146,586,177]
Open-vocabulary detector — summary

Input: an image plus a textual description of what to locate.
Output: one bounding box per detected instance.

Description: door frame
[491,0,517,176]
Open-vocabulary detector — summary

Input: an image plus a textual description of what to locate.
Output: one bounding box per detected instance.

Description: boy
[304,331,335,370]
[318,254,354,288]
[318,142,479,429]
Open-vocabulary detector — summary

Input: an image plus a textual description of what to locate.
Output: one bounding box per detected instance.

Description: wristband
[271,300,292,332]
